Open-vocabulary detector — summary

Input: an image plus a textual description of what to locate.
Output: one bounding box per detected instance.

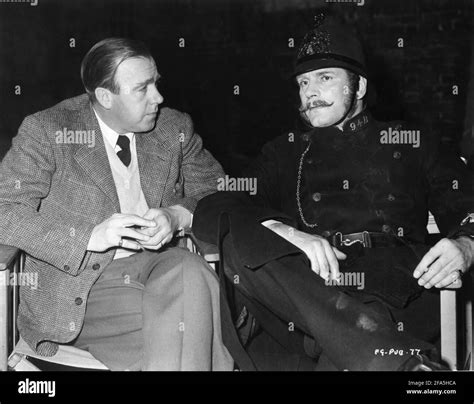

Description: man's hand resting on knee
[262,220,347,281]
[413,237,474,289]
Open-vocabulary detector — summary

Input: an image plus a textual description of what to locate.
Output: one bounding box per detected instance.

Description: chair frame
[428,215,473,370]
[0,244,22,371]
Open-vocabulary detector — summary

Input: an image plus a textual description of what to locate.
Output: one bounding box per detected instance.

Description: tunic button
[387,194,396,202]
[92,263,100,271]
[393,151,402,159]
[321,230,331,238]
[306,158,313,165]
[312,192,322,202]
[375,209,383,217]
[75,297,83,306]
[64,265,70,271]
[382,225,391,233]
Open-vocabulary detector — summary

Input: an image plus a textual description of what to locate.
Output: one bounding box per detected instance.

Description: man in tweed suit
[0,38,233,370]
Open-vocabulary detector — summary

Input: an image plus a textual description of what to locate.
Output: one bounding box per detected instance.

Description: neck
[92,103,128,134]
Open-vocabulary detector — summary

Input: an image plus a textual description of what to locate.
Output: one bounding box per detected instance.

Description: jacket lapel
[73,102,121,212]
[73,101,173,211]
[136,129,172,209]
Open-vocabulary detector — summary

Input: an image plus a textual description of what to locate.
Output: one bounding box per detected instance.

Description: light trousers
[72,247,234,371]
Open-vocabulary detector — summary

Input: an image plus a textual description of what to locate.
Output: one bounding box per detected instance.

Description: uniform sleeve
[424,138,474,238]
[193,137,297,246]
[241,140,284,210]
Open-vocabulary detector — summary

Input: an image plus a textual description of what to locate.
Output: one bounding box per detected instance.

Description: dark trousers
[222,237,440,371]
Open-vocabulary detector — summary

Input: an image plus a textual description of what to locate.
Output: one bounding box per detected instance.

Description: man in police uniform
[194,15,474,371]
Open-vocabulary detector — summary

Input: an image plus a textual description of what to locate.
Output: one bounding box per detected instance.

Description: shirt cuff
[261,219,283,228]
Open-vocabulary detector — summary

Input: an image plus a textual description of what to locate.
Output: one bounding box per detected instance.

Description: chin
[136,122,157,133]
[310,120,334,128]
[307,116,337,128]
[306,110,341,128]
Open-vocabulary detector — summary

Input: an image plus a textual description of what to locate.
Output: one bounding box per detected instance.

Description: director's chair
[0,233,219,371]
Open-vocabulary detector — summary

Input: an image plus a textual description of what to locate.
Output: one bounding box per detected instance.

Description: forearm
[193,191,296,244]
[453,236,474,272]
[165,204,193,231]
[262,220,295,244]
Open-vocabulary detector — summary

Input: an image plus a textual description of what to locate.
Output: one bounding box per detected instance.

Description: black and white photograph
[0,0,473,402]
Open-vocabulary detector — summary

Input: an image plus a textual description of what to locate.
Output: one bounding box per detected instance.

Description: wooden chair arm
[186,232,219,263]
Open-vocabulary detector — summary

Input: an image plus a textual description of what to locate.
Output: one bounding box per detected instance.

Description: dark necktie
[116,135,131,167]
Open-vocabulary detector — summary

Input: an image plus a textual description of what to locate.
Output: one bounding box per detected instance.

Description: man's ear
[357,76,368,100]
[94,87,113,109]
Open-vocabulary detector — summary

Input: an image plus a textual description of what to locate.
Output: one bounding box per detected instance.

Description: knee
[164,247,216,277]
[177,250,219,287]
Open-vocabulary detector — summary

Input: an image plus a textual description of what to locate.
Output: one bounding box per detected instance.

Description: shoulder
[375,118,433,154]
[155,107,192,132]
[16,94,89,143]
[153,107,195,147]
[30,94,89,124]
[261,131,301,156]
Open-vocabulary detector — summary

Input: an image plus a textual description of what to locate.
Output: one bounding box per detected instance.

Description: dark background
[0,0,473,175]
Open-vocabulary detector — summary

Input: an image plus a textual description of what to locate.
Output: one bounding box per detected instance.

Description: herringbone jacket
[0,94,224,356]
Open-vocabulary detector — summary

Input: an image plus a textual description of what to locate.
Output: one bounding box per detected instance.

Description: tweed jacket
[0,94,224,356]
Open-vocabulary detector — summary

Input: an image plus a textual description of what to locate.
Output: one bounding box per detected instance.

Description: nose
[303,78,320,99]
[149,84,164,105]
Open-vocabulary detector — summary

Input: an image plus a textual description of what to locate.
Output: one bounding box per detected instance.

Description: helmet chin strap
[333,90,359,130]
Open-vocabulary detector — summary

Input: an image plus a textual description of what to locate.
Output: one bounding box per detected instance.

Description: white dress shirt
[93,109,149,260]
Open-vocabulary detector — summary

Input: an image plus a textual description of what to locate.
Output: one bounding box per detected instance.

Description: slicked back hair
[81,37,153,103]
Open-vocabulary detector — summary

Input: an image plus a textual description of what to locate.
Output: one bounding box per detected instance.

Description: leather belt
[330,231,404,249]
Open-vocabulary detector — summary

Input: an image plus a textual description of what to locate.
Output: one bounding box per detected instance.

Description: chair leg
[440,289,457,370]
[465,278,473,370]
[0,269,10,371]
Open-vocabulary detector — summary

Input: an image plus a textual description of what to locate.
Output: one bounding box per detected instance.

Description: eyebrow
[317,70,336,75]
[133,73,161,90]
[297,70,337,81]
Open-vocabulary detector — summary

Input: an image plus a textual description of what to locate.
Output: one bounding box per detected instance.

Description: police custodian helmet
[294,14,368,79]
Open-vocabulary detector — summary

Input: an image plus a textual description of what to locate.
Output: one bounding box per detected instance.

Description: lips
[309,102,333,109]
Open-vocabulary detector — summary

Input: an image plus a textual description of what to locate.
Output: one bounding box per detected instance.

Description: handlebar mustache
[299,100,333,113]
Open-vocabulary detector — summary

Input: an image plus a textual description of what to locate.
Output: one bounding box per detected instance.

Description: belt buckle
[334,231,372,248]
[362,231,372,248]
